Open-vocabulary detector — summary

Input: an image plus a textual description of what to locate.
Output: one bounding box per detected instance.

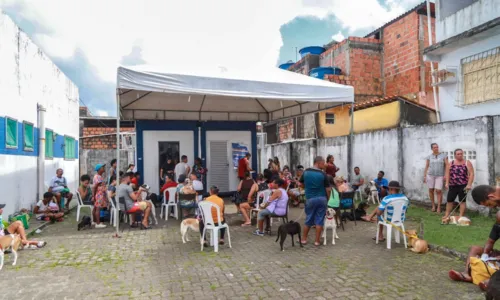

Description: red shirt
[238,158,248,178]
[325,163,337,177]
[131,177,138,186]
[160,182,178,198]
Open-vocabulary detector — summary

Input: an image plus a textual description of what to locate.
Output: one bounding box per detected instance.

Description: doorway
[158,141,180,188]
[208,141,230,192]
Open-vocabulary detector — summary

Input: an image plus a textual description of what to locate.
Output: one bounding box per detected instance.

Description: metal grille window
[447,150,476,161]
[461,47,500,106]
[325,113,335,124]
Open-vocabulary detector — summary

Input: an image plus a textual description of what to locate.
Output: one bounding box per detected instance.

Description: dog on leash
[441,216,471,226]
[77,216,92,231]
[0,234,22,270]
[276,221,302,251]
[368,181,380,205]
[139,184,158,225]
[405,229,429,253]
[180,218,200,244]
[323,207,339,245]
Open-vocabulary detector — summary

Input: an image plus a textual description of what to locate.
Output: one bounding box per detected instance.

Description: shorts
[128,201,148,213]
[427,175,444,190]
[304,196,327,227]
[447,185,467,203]
[257,208,273,221]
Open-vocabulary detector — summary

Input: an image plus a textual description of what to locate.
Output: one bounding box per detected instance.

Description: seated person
[117,174,153,229]
[327,175,340,208]
[34,192,65,221]
[48,168,73,211]
[130,172,141,190]
[334,176,350,193]
[107,175,117,200]
[288,165,304,207]
[238,171,259,226]
[1,203,46,248]
[361,181,409,241]
[373,171,389,198]
[200,185,226,246]
[350,167,364,191]
[160,174,178,198]
[78,174,93,205]
[176,174,187,194]
[449,185,500,290]
[254,178,289,236]
[190,173,204,201]
[256,173,268,191]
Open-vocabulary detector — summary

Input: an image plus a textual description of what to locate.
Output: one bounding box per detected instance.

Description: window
[64,136,76,160]
[45,129,54,158]
[5,117,18,149]
[447,150,477,161]
[325,113,335,125]
[23,122,34,151]
[461,47,500,105]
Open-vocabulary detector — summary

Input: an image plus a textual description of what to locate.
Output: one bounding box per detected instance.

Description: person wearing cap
[361,181,409,242]
[92,163,107,229]
[448,185,500,289]
[200,185,226,246]
[48,168,73,211]
[1,203,46,248]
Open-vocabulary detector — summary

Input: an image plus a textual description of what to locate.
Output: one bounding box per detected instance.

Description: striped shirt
[377,193,409,222]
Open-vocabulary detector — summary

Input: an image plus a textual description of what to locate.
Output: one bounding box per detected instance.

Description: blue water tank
[278,62,295,70]
[309,67,342,79]
[299,46,326,58]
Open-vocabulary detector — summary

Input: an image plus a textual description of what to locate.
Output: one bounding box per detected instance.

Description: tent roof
[117,64,354,122]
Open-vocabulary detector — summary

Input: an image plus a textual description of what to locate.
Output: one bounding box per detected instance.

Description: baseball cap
[388,181,403,189]
[0,204,5,209]
[94,163,106,172]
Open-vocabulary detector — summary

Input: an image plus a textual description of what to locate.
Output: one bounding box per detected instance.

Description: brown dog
[0,234,22,270]
[406,230,429,254]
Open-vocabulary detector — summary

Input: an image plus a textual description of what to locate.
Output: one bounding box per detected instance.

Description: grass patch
[406,205,492,253]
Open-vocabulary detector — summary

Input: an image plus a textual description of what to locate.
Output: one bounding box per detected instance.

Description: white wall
[436,0,500,42]
[438,34,500,122]
[0,13,79,217]
[317,136,349,177]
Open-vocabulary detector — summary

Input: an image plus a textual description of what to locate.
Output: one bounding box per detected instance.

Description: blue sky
[0,0,424,116]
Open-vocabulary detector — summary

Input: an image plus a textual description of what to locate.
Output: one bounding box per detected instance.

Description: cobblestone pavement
[1,203,484,300]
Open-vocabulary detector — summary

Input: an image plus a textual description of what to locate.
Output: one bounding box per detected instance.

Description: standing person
[48,168,73,210]
[127,163,135,173]
[273,157,281,172]
[444,149,475,219]
[350,167,364,191]
[192,157,208,184]
[238,153,252,180]
[160,158,175,182]
[93,164,106,200]
[423,143,448,213]
[92,178,108,229]
[299,156,331,246]
[174,155,191,182]
[108,159,117,185]
[325,155,339,177]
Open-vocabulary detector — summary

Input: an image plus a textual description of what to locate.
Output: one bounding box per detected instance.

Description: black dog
[77,216,92,231]
[486,270,500,300]
[275,221,302,251]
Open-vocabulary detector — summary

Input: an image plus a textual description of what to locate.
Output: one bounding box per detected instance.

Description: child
[34,192,64,221]
[93,180,108,229]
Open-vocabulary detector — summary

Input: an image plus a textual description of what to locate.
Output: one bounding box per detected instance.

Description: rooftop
[354,95,435,112]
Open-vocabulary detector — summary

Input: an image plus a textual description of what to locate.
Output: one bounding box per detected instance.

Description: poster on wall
[232,143,249,169]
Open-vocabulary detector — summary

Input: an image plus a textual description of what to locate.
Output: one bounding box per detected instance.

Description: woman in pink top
[444,149,474,219]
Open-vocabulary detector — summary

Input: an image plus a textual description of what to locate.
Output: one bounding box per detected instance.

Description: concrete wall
[436,0,500,42]
[261,115,499,209]
[79,149,135,179]
[0,13,79,216]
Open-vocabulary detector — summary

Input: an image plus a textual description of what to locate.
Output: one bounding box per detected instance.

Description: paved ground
[1,202,484,300]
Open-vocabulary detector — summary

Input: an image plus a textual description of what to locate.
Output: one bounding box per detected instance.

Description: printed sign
[232,143,249,169]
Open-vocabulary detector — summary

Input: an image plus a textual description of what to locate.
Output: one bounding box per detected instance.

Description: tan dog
[180,218,200,244]
[406,230,429,254]
[0,234,22,270]
[441,216,471,226]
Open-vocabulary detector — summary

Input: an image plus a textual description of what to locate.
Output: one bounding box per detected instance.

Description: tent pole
[115,91,121,237]
[349,103,354,181]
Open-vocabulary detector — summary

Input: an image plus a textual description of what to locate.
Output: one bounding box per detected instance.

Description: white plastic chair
[108,192,117,227]
[75,191,94,223]
[251,189,272,219]
[376,198,409,249]
[161,187,178,220]
[198,201,231,253]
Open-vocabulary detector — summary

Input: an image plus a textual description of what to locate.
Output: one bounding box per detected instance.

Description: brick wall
[81,127,134,149]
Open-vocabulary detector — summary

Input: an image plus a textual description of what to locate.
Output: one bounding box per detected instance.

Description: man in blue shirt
[299,156,331,246]
[374,171,389,198]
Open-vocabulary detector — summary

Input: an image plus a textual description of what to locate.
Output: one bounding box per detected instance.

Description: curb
[26,204,77,238]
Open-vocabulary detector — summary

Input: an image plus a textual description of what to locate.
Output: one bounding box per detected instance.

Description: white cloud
[331,31,345,42]
[94,109,109,117]
[0,0,423,113]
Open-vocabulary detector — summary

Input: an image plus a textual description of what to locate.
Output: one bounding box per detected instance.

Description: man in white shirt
[175,155,191,182]
[48,168,73,210]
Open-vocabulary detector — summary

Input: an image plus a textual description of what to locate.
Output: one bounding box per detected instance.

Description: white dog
[323,207,339,245]
[0,234,21,271]
[368,181,380,205]
[180,218,200,243]
[139,184,158,225]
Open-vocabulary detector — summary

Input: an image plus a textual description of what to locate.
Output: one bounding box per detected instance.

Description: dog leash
[381,217,418,239]
[446,189,469,218]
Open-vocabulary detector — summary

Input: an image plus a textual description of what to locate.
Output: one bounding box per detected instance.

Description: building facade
[424,0,500,121]
[0,13,80,216]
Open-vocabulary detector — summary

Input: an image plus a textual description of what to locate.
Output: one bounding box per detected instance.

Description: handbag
[470,257,500,285]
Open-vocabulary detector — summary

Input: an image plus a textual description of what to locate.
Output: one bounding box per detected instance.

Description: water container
[278,62,294,70]
[299,46,326,58]
[309,67,342,79]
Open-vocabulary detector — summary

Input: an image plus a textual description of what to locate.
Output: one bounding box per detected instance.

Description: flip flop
[431,208,436,212]
[299,240,307,245]
[314,242,321,246]
[372,237,386,242]
[241,223,251,227]
[448,270,472,282]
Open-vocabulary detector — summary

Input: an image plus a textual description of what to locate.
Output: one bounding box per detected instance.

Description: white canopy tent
[113,64,354,235]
